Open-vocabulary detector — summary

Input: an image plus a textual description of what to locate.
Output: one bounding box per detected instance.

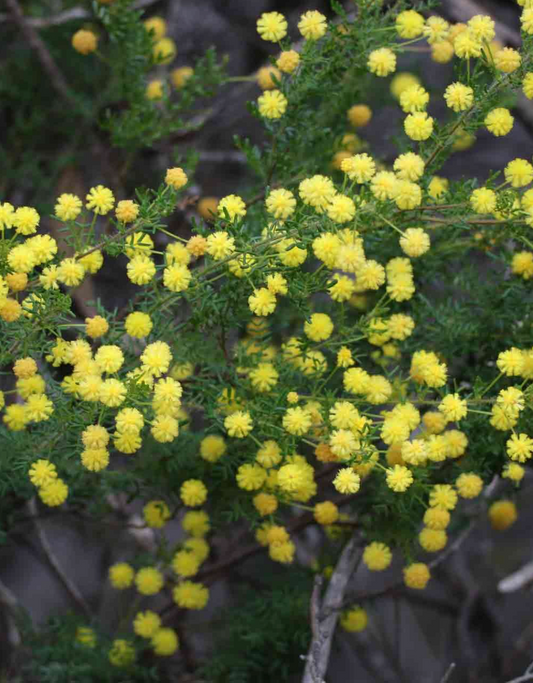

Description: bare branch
[302,535,362,683]
[28,497,92,618]
[504,662,533,683]
[4,0,77,107]
[440,663,456,683]
[0,577,22,649]
[0,0,158,27]
[498,560,533,593]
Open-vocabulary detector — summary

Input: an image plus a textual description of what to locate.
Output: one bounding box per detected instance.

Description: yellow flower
[258,89,288,119]
[298,10,327,40]
[153,37,176,64]
[333,468,361,494]
[340,607,368,632]
[367,48,396,77]
[86,185,114,215]
[403,563,430,589]
[265,188,296,219]
[152,628,179,656]
[55,193,82,221]
[363,542,392,570]
[485,108,514,136]
[249,288,276,316]
[404,112,434,140]
[144,16,166,39]
[165,167,187,189]
[72,29,97,55]
[135,567,164,595]
[347,104,372,127]
[180,479,207,506]
[257,11,287,41]
[396,10,425,38]
[488,500,517,530]
[277,50,300,73]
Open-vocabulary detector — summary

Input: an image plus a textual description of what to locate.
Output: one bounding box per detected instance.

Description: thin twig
[4,0,77,107]
[28,497,91,618]
[0,0,158,27]
[0,577,22,650]
[302,535,363,683]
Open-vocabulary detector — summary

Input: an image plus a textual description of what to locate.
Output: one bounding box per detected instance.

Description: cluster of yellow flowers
[4,1,533,668]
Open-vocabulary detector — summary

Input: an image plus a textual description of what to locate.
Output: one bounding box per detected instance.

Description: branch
[4,0,77,107]
[28,497,91,618]
[302,535,362,683]
[0,0,159,27]
[0,577,22,650]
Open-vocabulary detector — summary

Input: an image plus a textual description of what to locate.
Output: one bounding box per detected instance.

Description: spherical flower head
[95,345,124,374]
[468,14,495,41]
[206,231,235,262]
[173,580,209,609]
[13,357,37,380]
[341,607,368,632]
[135,567,164,595]
[109,639,136,667]
[144,16,166,39]
[83,314,108,339]
[299,174,336,211]
[151,627,179,656]
[146,79,164,100]
[489,500,517,530]
[347,104,372,128]
[404,563,430,589]
[153,37,177,64]
[198,434,225,463]
[269,539,295,564]
[141,341,172,378]
[72,29,98,55]
[423,15,449,43]
[255,440,282,468]
[13,206,39,236]
[124,311,152,338]
[311,501,338,526]
[304,313,334,342]
[506,432,533,462]
[86,185,114,215]
[396,10,425,38]
[438,393,467,421]
[523,73,533,99]
[180,479,207,507]
[400,85,429,113]
[265,188,296,219]
[521,7,533,33]
[0,298,22,322]
[390,72,421,100]
[39,478,68,506]
[163,263,192,292]
[432,40,455,63]
[186,234,207,259]
[367,48,396,77]
[277,50,300,73]
[80,445,109,471]
[0,202,15,231]
[443,82,474,113]
[455,473,483,499]
[115,199,139,223]
[236,463,267,491]
[512,252,533,279]
[253,492,278,516]
[282,406,312,436]
[494,47,521,73]
[248,288,276,317]
[257,11,287,42]
[394,153,425,181]
[419,527,447,552]
[357,260,385,291]
[143,500,171,529]
[505,159,533,188]
[98,379,126,407]
[29,459,57,487]
[54,193,82,221]
[470,187,497,214]
[454,29,482,58]
[134,610,161,638]
[265,272,288,296]
[5,272,27,294]
[363,542,392,571]
[258,89,288,119]
[8,244,36,274]
[485,108,513,136]
[429,484,457,510]
[298,10,327,40]
[224,410,253,439]
[171,66,194,89]
[503,462,525,482]
[165,166,187,190]
[341,153,376,183]
[327,195,356,223]
[249,363,279,393]
[424,507,450,530]
[386,464,413,492]
[333,468,361,495]
[76,626,96,648]
[172,550,201,578]
[404,112,434,141]
[497,348,524,376]
[257,65,282,90]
